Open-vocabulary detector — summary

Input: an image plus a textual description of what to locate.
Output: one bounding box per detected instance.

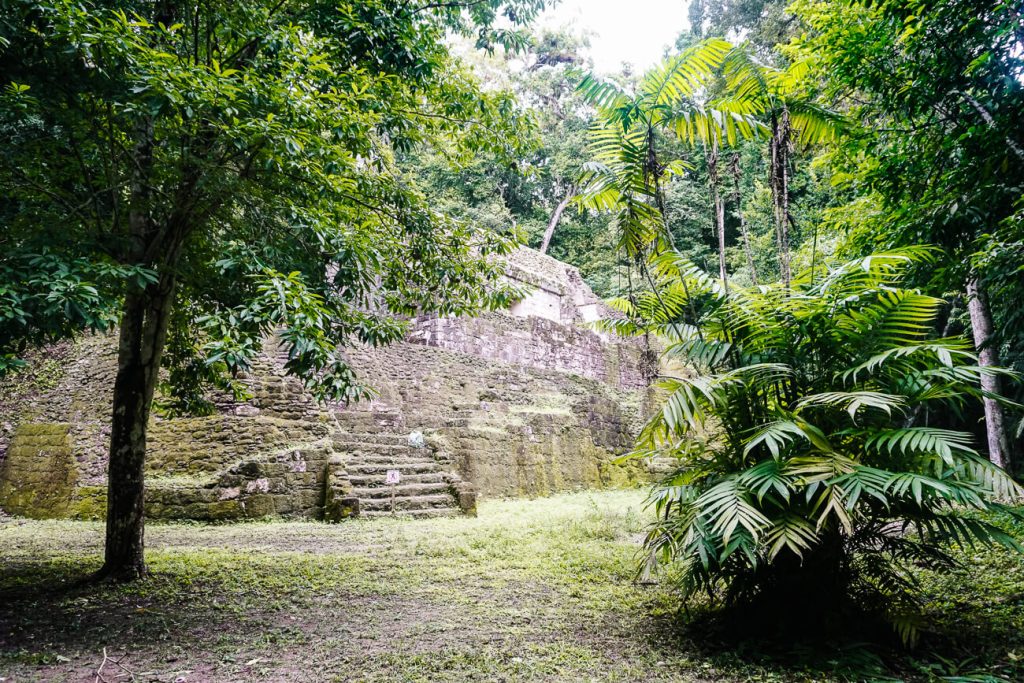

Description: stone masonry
[0,248,656,521]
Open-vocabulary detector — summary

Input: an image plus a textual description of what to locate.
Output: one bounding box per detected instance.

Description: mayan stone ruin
[0,248,658,522]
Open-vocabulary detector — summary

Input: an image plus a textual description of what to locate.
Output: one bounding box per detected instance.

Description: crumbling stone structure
[0,248,656,521]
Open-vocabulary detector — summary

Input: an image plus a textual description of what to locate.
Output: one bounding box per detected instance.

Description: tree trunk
[539,189,573,255]
[99,275,177,580]
[729,153,758,286]
[708,140,728,291]
[966,277,1014,471]
[956,89,1024,163]
[770,109,792,288]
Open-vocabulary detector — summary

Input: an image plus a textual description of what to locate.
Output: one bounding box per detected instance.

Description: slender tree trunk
[98,111,183,580]
[647,133,702,341]
[99,276,176,580]
[770,109,792,288]
[966,277,1014,471]
[539,189,573,255]
[729,152,758,286]
[540,188,573,254]
[707,140,728,291]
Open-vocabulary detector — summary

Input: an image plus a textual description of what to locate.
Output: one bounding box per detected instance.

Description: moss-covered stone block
[69,486,107,520]
[324,495,359,521]
[452,482,477,517]
[242,494,276,518]
[0,423,76,518]
[324,458,358,522]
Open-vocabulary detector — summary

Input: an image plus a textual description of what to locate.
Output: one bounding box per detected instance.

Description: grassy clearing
[1,490,1022,682]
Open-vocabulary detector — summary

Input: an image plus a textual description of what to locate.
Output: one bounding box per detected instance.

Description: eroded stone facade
[0,248,655,520]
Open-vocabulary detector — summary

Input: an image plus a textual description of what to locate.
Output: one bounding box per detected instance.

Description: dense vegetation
[0,0,545,578]
[619,248,1022,643]
[561,11,1024,642]
[2,0,1024,675]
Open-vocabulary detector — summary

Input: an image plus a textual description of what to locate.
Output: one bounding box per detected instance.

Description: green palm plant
[576,38,765,263]
[577,39,840,290]
[607,247,1023,643]
[715,47,844,287]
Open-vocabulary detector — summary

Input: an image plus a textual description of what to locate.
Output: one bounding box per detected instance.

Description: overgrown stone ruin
[0,248,658,521]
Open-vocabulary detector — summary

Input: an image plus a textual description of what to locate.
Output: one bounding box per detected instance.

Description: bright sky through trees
[540,0,691,73]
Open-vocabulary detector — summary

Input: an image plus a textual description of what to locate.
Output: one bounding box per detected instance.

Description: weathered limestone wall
[408,313,650,390]
[341,339,651,498]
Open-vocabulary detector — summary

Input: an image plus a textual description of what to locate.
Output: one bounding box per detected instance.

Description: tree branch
[412,0,490,16]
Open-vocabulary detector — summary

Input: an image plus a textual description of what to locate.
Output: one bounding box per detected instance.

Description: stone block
[0,423,76,518]
[453,483,477,517]
[324,495,359,522]
[69,486,107,520]
[242,494,276,518]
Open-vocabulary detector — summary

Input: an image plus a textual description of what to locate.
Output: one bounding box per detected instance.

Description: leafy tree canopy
[0,0,548,578]
[0,0,544,403]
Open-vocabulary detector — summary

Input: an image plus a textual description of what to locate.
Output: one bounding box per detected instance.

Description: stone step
[359,508,462,519]
[352,482,451,498]
[333,416,404,431]
[348,472,448,487]
[333,433,410,447]
[347,462,441,475]
[348,454,436,465]
[359,494,457,512]
[335,428,403,438]
[333,443,417,455]
[333,411,401,421]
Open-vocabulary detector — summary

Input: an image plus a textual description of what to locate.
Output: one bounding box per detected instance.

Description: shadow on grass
[1,557,278,657]
[633,585,1024,683]
[0,548,392,671]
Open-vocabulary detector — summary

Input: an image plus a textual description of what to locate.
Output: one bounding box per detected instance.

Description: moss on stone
[67,486,107,520]
[0,423,76,518]
[4,280,657,522]
[242,494,277,519]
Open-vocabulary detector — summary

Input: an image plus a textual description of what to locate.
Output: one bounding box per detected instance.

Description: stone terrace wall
[341,339,652,497]
[408,313,650,391]
[0,333,340,520]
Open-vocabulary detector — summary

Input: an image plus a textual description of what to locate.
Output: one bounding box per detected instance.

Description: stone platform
[0,248,657,521]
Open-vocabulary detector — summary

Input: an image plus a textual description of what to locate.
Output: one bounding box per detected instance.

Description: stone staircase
[330,408,474,519]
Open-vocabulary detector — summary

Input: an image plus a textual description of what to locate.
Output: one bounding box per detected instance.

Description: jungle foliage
[576,2,1024,644]
[616,248,1023,642]
[0,0,545,578]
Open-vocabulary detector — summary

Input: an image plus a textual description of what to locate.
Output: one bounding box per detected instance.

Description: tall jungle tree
[578,38,837,294]
[713,47,841,287]
[0,0,544,579]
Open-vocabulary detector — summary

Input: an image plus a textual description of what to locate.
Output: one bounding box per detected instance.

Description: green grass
[1,490,1022,682]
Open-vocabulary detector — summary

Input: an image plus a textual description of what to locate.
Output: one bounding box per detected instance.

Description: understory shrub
[609,248,1023,643]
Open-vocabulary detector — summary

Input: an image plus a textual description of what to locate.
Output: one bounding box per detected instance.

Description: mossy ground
[1,490,1022,682]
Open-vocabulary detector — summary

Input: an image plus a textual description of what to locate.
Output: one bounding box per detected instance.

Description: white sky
[539,0,691,74]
